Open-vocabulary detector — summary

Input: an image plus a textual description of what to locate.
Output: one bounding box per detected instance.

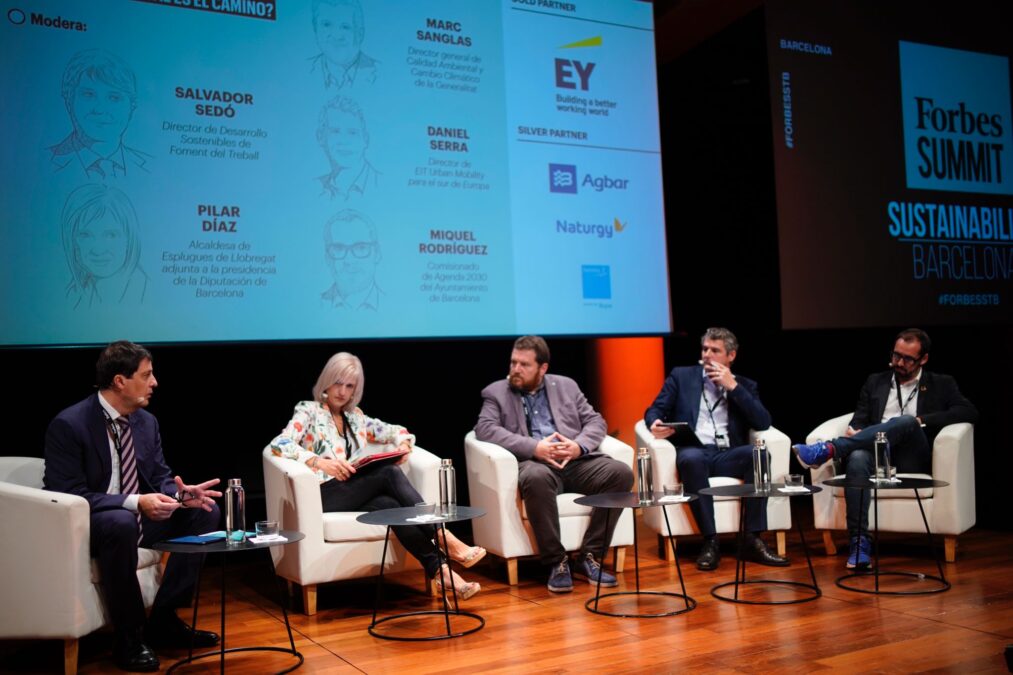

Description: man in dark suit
[44,341,222,672]
[475,336,633,593]
[644,327,788,571]
[793,328,978,568]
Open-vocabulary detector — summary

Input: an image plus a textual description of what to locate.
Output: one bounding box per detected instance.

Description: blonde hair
[312,352,364,412]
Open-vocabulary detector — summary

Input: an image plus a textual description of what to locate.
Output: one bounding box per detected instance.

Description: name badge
[716,434,730,450]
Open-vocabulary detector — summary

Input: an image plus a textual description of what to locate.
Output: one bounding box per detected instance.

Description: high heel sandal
[452,546,487,569]
[433,568,481,601]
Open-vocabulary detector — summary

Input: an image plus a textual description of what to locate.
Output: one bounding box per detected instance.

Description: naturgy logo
[555,217,627,238]
[899,41,1012,195]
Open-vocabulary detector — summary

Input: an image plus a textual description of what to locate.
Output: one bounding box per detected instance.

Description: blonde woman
[269,352,484,598]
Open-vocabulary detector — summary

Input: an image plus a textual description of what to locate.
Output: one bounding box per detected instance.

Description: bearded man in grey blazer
[475,336,633,593]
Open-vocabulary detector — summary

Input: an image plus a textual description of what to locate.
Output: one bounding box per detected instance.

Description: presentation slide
[0,0,668,346]
[766,0,1012,329]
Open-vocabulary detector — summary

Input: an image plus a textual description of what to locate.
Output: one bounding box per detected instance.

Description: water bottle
[637,448,654,504]
[873,431,894,482]
[225,478,246,545]
[438,458,457,516]
[752,438,771,494]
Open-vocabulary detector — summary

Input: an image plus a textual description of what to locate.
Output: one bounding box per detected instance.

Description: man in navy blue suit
[644,327,788,571]
[44,341,222,672]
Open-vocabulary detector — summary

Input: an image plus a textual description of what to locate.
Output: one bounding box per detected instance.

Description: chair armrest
[806,413,852,445]
[464,431,529,557]
[929,423,975,533]
[0,482,95,638]
[806,413,852,486]
[598,435,634,468]
[404,444,440,503]
[752,426,790,481]
[635,419,675,490]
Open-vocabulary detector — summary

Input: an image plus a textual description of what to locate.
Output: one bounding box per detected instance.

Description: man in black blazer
[645,327,789,571]
[794,328,978,568]
[44,341,222,672]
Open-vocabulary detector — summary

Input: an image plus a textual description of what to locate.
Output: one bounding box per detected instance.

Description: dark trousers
[91,500,221,638]
[833,415,931,535]
[517,455,633,565]
[319,464,441,576]
[677,444,767,538]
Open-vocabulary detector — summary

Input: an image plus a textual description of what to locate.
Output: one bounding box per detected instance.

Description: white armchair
[262,445,441,615]
[463,431,635,586]
[0,457,162,675]
[806,413,975,562]
[633,420,792,560]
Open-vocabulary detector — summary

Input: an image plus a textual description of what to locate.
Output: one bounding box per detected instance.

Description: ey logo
[555,35,600,91]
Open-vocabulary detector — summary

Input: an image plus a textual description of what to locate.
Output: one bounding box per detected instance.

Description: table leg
[632,510,640,593]
[593,508,616,612]
[187,555,204,662]
[734,498,747,600]
[435,523,454,636]
[915,489,948,584]
[796,515,819,591]
[661,504,690,610]
[220,552,226,675]
[370,527,392,629]
[873,485,880,592]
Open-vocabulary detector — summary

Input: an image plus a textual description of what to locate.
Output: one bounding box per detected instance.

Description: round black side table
[153,530,305,674]
[823,476,950,595]
[574,491,698,617]
[699,484,823,605]
[356,505,486,640]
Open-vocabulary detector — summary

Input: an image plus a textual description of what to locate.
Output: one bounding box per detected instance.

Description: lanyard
[895,378,918,415]
[701,385,724,437]
[101,407,125,456]
[333,411,355,459]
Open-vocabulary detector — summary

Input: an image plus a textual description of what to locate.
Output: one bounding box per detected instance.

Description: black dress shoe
[741,534,790,567]
[113,638,159,672]
[696,538,721,570]
[146,611,220,649]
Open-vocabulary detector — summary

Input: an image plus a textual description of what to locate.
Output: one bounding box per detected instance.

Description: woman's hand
[396,440,413,465]
[314,457,357,481]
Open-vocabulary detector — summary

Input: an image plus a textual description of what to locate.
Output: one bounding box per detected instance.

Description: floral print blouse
[269,400,415,483]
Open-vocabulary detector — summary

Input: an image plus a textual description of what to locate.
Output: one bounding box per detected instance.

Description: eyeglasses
[326,242,374,260]
[890,351,922,365]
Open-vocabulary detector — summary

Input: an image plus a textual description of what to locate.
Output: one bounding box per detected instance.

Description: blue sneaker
[793,441,834,469]
[547,557,573,593]
[571,553,618,588]
[846,535,872,569]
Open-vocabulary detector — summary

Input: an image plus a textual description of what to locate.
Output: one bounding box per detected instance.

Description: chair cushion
[827,473,935,498]
[322,511,389,542]
[90,548,163,583]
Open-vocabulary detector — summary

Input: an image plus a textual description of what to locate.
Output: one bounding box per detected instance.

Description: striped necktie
[116,418,143,542]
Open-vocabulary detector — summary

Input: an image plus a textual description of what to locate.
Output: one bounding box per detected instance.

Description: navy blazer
[644,365,771,448]
[44,393,177,513]
[848,370,978,445]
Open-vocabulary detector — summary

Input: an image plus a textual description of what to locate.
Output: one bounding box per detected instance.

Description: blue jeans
[677,444,767,538]
[832,415,931,535]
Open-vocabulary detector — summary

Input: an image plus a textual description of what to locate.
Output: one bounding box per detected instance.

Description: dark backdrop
[2,8,1008,531]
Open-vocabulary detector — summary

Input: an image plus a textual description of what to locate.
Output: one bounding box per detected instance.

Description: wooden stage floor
[4,516,1012,673]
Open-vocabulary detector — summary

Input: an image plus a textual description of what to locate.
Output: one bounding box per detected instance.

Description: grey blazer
[474,374,607,462]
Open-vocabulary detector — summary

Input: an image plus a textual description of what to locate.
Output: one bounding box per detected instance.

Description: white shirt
[97,392,140,513]
[881,370,922,423]
[695,375,730,446]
